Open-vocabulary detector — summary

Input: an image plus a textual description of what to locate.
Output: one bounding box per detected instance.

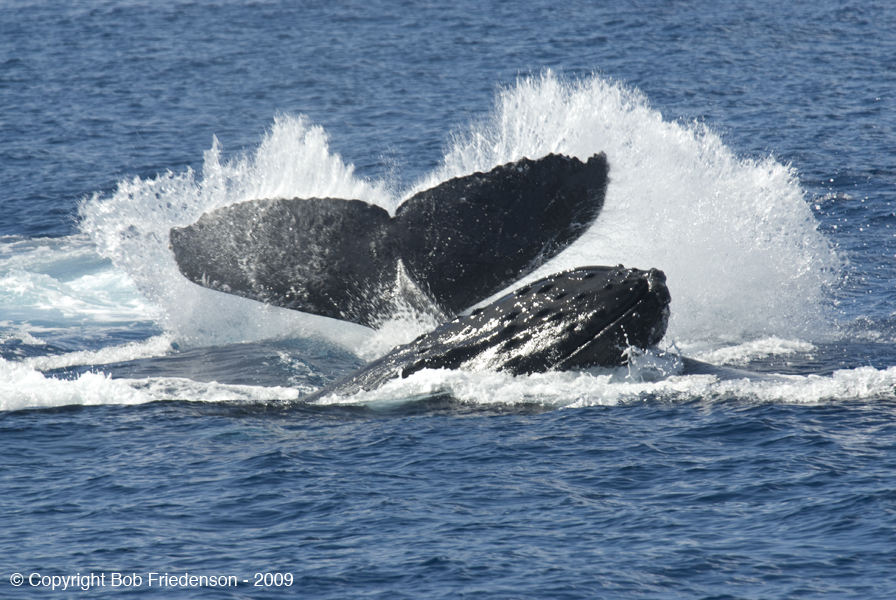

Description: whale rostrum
[306,266,671,400]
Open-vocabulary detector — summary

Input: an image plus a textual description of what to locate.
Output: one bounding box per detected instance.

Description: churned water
[2,1,895,597]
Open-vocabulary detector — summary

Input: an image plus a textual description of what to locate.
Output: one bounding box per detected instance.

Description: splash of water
[422,71,839,344]
[80,115,386,351]
[81,72,838,359]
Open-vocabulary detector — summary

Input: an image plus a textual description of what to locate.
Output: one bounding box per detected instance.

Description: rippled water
[2,0,895,597]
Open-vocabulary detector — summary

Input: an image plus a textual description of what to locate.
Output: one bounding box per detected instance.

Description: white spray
[81,72,838,359]
[421,72,839,345]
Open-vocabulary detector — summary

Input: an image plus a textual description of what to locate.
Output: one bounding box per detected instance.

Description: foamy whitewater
[2,73,885,413]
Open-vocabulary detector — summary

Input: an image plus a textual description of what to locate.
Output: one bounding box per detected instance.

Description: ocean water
[2,0,895,598]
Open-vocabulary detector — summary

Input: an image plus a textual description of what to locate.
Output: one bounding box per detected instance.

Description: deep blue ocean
[2,1,896,598]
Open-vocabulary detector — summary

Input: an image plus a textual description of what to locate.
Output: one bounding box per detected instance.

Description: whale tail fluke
[169,152,609,328]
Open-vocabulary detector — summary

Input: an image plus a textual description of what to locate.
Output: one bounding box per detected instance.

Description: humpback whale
[305,266,670,400]
[169,152,672,397]
[170,153,610,327]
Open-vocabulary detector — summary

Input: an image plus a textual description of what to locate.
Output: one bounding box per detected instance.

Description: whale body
[169,152,672,397]
[170,153,609,328]
[306,266,670,399]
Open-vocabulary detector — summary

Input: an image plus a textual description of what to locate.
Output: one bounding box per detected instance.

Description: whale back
[169,153,609,328]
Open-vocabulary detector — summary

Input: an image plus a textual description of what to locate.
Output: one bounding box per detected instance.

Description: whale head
[304,265,671,398]
[409,265,672,375]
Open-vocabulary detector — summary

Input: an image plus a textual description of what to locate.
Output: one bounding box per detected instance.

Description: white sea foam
[312,363,896,409]
[3,353,893,412]
[0,327,47,347]
[0,358,149,411]
[0,358,301,412]
[684,337,818,366]
[0,235,159,326]
[125,376,303,403]
[23,335,176,371]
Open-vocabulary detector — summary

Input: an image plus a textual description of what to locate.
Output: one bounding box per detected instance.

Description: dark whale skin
[305,266,671,400]
[169,153,609,328]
